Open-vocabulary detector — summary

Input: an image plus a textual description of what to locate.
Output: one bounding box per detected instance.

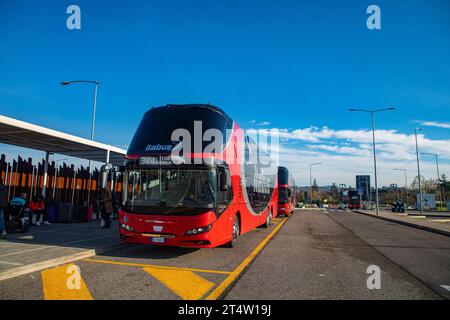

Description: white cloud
[250,126,450,160]
[308,144,371,157]
[248,120,272,126]
[248,126,450,186]
[417,120,450,129]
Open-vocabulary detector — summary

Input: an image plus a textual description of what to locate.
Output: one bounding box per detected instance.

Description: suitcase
[48,206,58,223]
[76,206,89,223]
[87,206,93,222]
[57,203,75,223]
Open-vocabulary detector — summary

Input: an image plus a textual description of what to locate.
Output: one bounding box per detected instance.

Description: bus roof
[149,104,232,123]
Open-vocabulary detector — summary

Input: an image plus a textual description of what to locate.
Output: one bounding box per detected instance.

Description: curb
[353,210,450,237]
[0,242,128,281]
[405,213,450,218]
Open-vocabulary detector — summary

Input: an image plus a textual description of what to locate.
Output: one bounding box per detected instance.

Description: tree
[329,183,339,204]
[411,175,437,193]
[410,175,425,190]
[312,179,318,192]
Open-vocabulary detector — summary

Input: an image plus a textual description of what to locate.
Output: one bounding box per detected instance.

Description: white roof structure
[0,115,126,166]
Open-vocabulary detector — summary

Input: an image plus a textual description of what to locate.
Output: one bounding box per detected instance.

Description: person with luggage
[0,178,8,237]
[100,188,113,229]
[29,196,50,226]
[10,193,32,225]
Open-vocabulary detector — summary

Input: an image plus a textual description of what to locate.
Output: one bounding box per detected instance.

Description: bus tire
[226,215,239,248]
[263,211,272,228]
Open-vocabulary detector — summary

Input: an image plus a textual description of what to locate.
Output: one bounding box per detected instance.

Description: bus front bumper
[119,228,217,248]
[277,203,291,216]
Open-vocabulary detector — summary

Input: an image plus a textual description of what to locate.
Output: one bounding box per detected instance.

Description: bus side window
[217,166,232,215]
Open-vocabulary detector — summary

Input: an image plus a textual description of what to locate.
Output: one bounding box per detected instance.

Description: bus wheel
[264,211,272,228]
[226,216,240,248]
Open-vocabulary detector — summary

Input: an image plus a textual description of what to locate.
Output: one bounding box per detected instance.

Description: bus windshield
[124,168,216,215]
[278,188,289,204]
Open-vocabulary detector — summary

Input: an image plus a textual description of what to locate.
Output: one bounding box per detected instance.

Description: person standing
[93,187,101,220]
[111,190,119,219]
[0,178,8,237]
[100,188,113,228]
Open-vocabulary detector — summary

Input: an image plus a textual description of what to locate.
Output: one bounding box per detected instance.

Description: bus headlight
[120,223,135,233]
[185,224,212,236]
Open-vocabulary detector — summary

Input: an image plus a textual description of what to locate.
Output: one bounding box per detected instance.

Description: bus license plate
[152,237,165,243]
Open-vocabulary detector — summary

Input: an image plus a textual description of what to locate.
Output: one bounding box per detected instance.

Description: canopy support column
[101,150,111,189]
[41,151,51,198]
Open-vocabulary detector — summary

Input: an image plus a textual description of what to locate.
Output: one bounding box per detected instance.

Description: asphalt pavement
[1,209,449,300]
[225,208,448,300]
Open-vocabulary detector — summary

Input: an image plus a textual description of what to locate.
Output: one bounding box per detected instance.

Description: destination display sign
[139,156,185,166]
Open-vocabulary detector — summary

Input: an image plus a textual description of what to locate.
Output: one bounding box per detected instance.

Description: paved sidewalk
[354,210,450,237]
[0,220,127,280]
[402,211,450,217]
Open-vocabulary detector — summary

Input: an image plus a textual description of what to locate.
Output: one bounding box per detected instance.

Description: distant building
[356,175,371,201]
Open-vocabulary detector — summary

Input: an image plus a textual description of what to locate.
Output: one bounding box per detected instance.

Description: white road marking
[0,234,115,258]
[17,235,35,240]
[440,285,450,292]
[0,246,53,258]
[430,219,450,223]
[0,261,24,266]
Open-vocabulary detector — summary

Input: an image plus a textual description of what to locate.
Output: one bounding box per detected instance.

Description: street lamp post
[349,107,395,215]
[61,80,100,205]
[309,163,322,206]
[421,152,443,209]
[393,168,408,210]
[339,184,346,205]
[414,128,423,213]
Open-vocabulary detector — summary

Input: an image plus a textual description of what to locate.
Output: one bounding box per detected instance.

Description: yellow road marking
[430,219,450,223]
[143,267,214,300]
[41,263,93,300]
[409,215,426,219]
[83,258,231,275]
[206,217,288,300]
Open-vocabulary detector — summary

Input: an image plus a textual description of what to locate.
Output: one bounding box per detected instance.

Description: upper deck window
[127,105,233,157]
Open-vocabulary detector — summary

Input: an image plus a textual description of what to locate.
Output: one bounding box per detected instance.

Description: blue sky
[0,0,449,186]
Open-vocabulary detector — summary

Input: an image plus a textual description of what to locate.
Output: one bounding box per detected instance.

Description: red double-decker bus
[277,167,295,216]
[347,189,362,210]
[119,104,278,248]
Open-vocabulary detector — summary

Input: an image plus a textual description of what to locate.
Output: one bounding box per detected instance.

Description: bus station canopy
[0,115,126,166]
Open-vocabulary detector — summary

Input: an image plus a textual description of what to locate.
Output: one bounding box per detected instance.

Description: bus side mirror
[218,167,228,192]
